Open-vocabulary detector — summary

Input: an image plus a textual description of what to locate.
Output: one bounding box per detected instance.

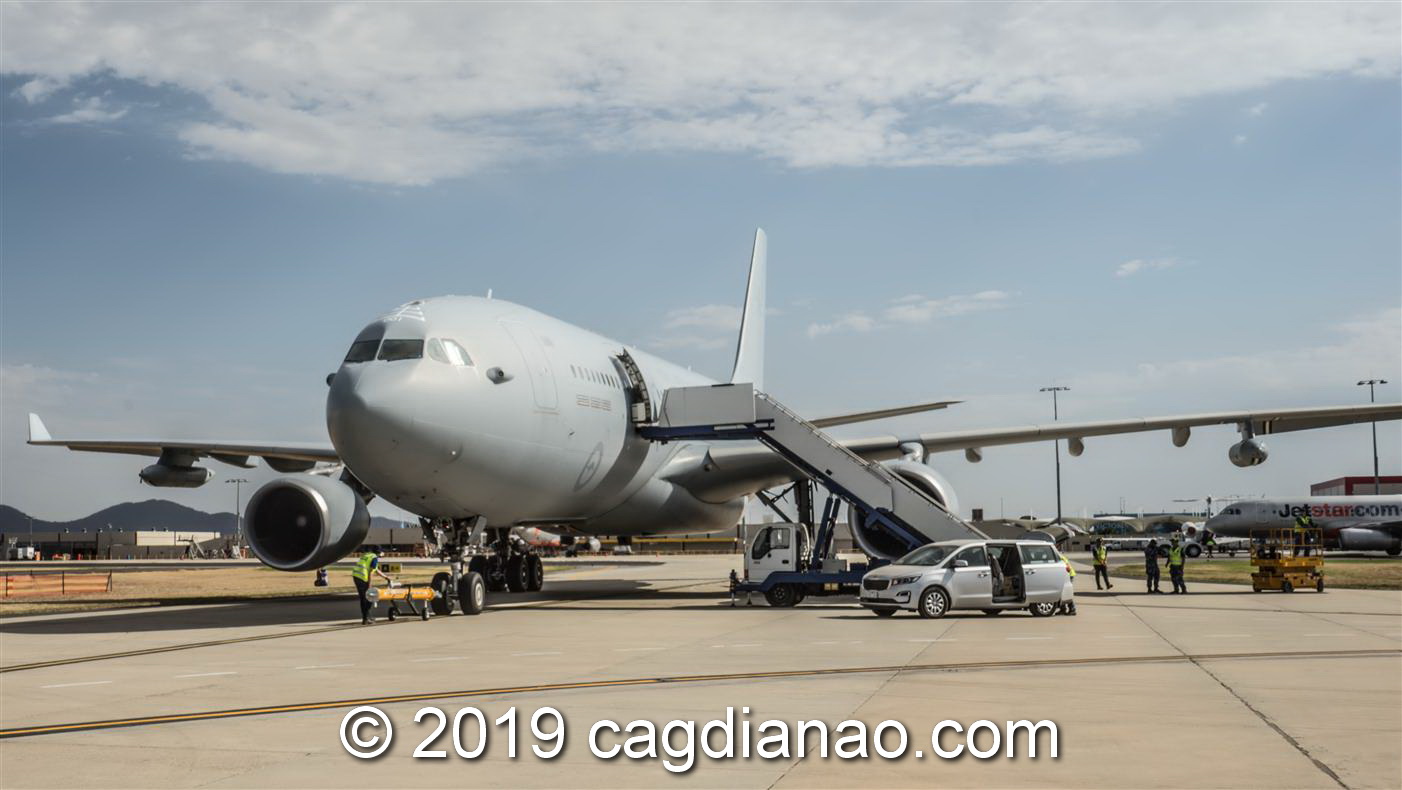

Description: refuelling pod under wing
[845,459,962,561]
[244,475,370,572]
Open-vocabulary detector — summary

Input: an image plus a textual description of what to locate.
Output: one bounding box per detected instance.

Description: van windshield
[895,545,955,566]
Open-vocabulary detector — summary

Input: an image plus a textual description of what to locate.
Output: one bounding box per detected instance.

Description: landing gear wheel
[474,556,506,592]
[420,607,431,621]
[918,588,949,619]
[871,608,897,617]
[457,571,486,615]
[1029,601,1058,617]
[526,554,544,592]
[763,584,798,608]
[430,572,456,616]
[1186,545,1201,558]
[1281,580,1294,594]
[387,608,399,622]
[505,555,530,592]
[982,608,1003,616]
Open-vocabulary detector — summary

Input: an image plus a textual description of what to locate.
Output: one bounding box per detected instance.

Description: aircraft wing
[808,399,961,428]
[671,402,1402,503]
[26,413,339,470]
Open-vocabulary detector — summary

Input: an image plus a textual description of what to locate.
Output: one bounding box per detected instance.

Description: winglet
[28,413,52,443]
[729,228,766,391]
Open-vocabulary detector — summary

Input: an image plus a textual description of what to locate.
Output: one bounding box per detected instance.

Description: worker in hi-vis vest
[1293,512,1315,557]
[1091,538,1113,590]
[351,546,392,624]
[1167,538,1187,594]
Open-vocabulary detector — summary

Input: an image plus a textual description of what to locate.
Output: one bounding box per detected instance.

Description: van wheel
[981,608,1003,616]
[1281,580,1294,594]
[764,584,798,608]
[1029,601,1058,617]
[871,608,897,618]
[918,588,949,619]
[1315,578,1324,592]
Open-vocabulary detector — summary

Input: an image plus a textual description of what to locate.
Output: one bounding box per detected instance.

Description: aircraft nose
[326,366,461,481]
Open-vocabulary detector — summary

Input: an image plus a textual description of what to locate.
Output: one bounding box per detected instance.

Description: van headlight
[890,575,921,586]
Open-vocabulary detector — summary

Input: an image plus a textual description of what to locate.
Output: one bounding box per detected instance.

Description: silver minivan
[859,539,1074,618]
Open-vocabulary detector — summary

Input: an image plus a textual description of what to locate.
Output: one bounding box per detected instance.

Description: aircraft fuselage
[325,295,743,535]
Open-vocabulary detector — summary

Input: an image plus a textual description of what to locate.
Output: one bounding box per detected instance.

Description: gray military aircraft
[28,230,1402,611]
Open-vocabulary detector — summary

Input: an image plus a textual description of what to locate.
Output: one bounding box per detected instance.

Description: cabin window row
[570,364,620,388]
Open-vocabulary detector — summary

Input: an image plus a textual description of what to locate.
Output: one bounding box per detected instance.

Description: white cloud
[663,304,741,332]
[1073,308,1402,398]
[1,3,1396,184]
[807,290,1009,337]
[807,313,879,338]
[14,75,64,103]
[45,95,126,124]
[1245,102,1269,116]
[1115,257,1181,278]
[1233,134,1249,146]
[885,290,1011,324]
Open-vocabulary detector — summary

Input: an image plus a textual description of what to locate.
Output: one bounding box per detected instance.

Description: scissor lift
[1249,527,1324,593]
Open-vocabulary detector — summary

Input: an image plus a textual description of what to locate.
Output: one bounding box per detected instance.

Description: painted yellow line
[3,648,1394,739]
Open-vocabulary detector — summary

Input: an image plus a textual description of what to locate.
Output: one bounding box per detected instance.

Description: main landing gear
[422,518,545,616]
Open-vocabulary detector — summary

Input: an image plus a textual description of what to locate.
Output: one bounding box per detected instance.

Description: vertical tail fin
[730,228,766,390]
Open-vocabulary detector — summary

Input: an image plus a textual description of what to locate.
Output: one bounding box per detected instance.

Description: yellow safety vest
[351,552,377,582]
[1058,553,1076,578]
[1168,546,1184,567]
[1093,545,1107,564]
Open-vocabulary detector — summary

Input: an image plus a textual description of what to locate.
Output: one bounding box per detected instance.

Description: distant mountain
[0,499,411,534]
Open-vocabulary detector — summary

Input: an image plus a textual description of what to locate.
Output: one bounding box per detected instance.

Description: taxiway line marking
[4,647,1396,739]
[39,681,111,689]
[0,623,365,675]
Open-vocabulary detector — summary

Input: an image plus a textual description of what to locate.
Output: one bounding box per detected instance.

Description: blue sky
[2,3,1399,522]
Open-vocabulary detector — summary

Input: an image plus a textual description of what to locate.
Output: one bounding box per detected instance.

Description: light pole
[225,478,249,549]
[1040,386,1070,525]
[1357,379,1388,495]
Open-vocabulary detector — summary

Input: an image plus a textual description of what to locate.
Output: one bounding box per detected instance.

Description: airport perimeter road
[2,556,1399,789]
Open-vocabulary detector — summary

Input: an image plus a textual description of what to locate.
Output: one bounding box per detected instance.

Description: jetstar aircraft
[28,230,1402,611]
[1206,496,1402,555]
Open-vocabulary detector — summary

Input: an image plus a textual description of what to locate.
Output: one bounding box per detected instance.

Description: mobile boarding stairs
[636,383,987,603]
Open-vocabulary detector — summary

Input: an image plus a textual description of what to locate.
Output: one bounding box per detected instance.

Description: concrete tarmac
[1,555,1399,789]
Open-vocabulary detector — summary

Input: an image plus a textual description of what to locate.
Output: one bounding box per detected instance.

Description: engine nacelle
[244,475,370,571]
[1336,527,1401,554]
[1228,439,1269,467]
[139,463,214,488]
[846,460,960,560]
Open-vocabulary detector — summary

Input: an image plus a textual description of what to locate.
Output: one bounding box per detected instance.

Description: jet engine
[243,475,370,571]
[1336,527,1402,554]
[1228,439,1269,467]
[846,460,960,560]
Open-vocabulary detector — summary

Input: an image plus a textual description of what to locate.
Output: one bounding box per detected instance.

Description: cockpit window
[426,338,473,366]
[378,339,424,361]
[344,339,380,363]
